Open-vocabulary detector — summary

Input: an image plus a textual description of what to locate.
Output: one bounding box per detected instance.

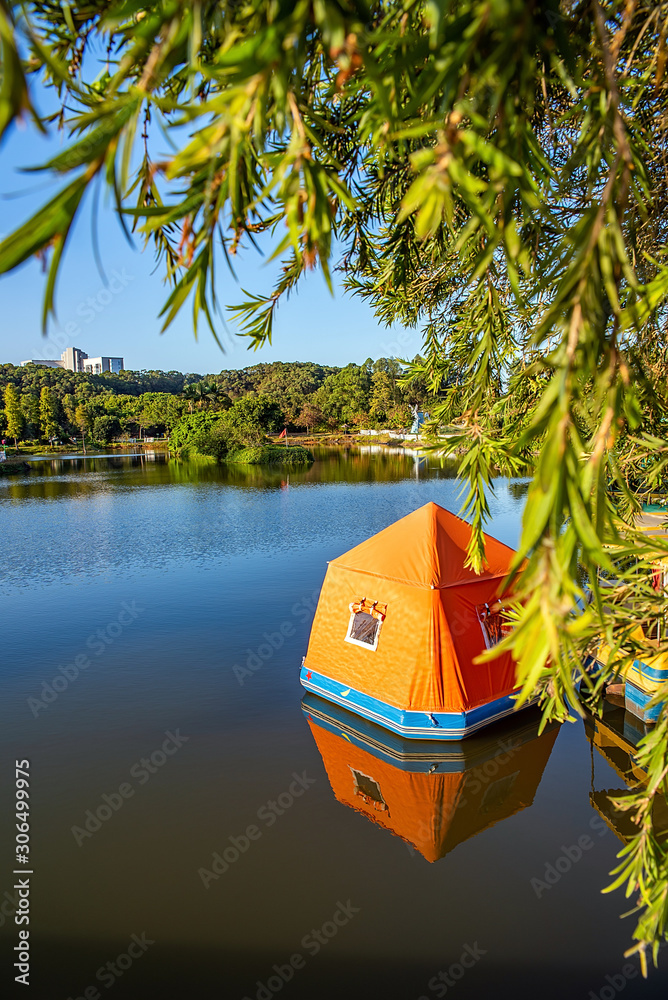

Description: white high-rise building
[60,347,88,372]
[82,357,124,375]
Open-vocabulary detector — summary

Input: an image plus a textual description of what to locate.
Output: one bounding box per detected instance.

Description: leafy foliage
[167,410,222,456]
[3,382,23,446]
[92,413,121,443]
[170,392,290,457]
[225,444,313,465]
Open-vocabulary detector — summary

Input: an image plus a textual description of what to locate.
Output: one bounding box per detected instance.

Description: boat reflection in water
[303,692,560,862]
[585,700,668,843]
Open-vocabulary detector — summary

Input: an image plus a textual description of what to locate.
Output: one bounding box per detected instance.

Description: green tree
[38,387,59,444]
[93,415,121,444]
[369,371,397,425]
[74,403,89,454]
[194,420,231,461]
[61,393,77,431]
[182,384,197,415]
[193,382,217,410]
[3,383,23,449]
[20,392,40,439]
[316,366,371,426]
[169,412,222,455]
[137,392,186,434]
[225,395,285,442]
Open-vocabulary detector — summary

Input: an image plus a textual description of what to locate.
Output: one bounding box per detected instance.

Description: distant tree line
[0,359,433,447]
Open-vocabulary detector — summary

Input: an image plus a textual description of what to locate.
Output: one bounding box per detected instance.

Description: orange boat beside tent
[300,501,529,740]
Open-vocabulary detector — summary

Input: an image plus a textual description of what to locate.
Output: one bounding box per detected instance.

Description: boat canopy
[304,502,520,714]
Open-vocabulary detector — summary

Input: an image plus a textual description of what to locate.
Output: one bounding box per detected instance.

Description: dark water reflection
[303,694,561,861]
[1,449,666,998]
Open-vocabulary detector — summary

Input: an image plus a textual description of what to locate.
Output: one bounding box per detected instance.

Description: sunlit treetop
[1,1,663,345]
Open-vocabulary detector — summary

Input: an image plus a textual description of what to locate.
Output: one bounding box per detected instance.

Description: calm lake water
[1,448,667,999]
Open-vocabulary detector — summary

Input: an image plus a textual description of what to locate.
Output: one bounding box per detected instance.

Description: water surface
[1,449,665,998]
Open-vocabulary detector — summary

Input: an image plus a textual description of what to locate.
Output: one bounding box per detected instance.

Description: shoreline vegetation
[1,359,432,466]
[0,434,430,470]
[1,431,427,456]
[223,445,312,465]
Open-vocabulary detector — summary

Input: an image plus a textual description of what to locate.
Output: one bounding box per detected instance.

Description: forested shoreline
[0,358,432,450]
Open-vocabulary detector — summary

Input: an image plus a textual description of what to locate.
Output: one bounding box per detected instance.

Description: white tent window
[346,610,382,650]
[345,599,386,651]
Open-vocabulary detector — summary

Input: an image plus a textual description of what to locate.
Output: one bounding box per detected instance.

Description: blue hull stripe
[629,659,668,682]
[299,666,534,740]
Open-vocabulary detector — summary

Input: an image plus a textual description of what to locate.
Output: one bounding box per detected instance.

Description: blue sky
[0,106,420,375]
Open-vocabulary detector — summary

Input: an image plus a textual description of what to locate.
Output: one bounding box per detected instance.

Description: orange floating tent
[300,501,527,739]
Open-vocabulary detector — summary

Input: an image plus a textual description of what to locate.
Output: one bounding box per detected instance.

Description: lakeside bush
[168,412,222,457]
[226,445,313,466]
[169,397,296,463]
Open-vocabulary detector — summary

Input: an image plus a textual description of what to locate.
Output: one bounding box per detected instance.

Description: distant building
[61,347,88,372]
[20,348,124,373]
[82,357,124,375]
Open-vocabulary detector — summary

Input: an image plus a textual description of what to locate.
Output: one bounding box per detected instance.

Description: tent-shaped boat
[300,501,528,739]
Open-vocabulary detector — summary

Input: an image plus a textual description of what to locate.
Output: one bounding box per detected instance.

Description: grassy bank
[5,441,169,456]
[0,459,31,475]
[225,445,313,465]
